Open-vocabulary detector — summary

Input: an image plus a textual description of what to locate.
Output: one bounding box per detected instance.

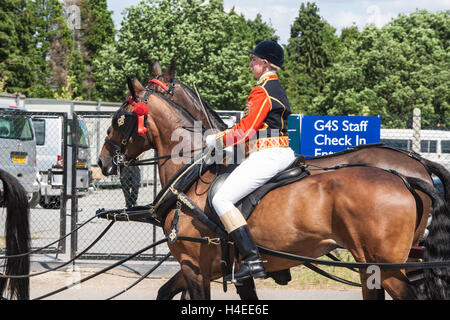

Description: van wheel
[39,196,61,209]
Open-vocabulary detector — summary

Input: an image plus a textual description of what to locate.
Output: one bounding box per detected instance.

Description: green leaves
[93,0,276,108]
[280,2,341,114]
[313,10,449,127]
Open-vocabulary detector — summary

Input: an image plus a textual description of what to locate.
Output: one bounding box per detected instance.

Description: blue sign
[287,115,381,156]
[287,115,301,155]
[300,115,381,156]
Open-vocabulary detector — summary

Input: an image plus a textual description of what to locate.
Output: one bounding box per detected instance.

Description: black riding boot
[225,225,266,281]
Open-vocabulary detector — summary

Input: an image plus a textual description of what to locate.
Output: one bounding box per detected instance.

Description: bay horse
[98,76,450,300]
[147,61,450,296]
[0,168,30,300]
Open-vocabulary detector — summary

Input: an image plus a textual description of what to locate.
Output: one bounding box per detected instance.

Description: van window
[420,140,437,153]
[32,119,46,145]
[381,139,412,151]
[0,116,34,140]
[442,140,450,154]
[67,120,90,148]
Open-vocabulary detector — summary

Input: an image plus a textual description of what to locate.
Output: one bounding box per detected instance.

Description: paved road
[28,258,367,301]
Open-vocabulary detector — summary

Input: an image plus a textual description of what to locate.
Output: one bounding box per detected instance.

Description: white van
[0,104,40,207]
[31,115,91,209]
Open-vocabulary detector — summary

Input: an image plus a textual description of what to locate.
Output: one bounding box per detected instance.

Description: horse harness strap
[148,77,176,99]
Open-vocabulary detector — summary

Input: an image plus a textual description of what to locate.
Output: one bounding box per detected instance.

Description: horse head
[98,75,203,184]
[98,76,154,176]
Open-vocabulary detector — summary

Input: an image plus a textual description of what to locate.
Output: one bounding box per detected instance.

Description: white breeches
[211,147,296,216]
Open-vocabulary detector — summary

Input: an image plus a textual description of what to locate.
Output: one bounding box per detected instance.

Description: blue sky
[106,0,450,45]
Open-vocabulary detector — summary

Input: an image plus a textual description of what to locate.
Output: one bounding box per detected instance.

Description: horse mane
[174,80,228,131]
[151,91,202,131]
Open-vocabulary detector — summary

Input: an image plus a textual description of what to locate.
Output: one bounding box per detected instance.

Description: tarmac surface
[27,256,365,301]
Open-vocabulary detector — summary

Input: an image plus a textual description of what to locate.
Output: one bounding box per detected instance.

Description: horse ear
[153,61,162,76]
[132,77,144,92]
[126,75,144,100]
[126,75,136,100]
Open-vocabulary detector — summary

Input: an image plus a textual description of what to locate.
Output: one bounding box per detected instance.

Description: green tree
[0,0,39,95]
[245,13,278,44]
[32,0,78,98]
[312,10,449,127]
[79,0,115,99]
[280,2,341,114]
[93,0,277,108]
[340,24,360,47]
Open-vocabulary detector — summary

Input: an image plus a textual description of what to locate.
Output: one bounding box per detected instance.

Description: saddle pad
[207,160,310,220]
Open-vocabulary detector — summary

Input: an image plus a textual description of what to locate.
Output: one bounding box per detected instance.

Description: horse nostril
[97,159,103,168]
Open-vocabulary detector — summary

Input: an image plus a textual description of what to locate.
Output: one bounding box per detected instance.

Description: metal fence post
[412,108,421,153]
[96,100,101,160]
[70,112,79,263]
[59,114,69,254]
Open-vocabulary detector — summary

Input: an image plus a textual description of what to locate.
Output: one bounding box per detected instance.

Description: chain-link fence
[0,101,448,262]
[380,109,450,171]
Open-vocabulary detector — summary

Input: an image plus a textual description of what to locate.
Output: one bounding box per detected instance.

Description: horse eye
[107,127,111,135]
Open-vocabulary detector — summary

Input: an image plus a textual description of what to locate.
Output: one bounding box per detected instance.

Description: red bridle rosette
[127,96,149,135]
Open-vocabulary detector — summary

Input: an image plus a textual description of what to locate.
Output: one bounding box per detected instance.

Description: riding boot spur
[219,208,266,281]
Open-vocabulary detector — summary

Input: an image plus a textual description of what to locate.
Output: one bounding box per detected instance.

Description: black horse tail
[0,169,30,300]
[406,176,450,299]
[422,158,450,204]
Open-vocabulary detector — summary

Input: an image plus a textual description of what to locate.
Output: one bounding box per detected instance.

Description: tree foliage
[32,0,76,98]
[280,2,341,114]
[79,0,115,99]
[0,0,38,95]
[0,1,447,127]
[93,0,276,109]
[311,10,449,127]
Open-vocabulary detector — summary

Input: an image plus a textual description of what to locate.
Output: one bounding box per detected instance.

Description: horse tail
[406,176,450,299]
[421,158,450,204]
[0,169,30,300]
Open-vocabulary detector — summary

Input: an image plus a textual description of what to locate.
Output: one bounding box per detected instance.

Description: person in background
[120,165,141,208]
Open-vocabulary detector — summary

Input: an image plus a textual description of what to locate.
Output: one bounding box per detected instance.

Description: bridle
[148,75,176,100]
[104,84,207,169]
[104,89,154,167]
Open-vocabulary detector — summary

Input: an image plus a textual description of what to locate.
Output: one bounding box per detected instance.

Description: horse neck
[174,81,227,131]
[148,95,198,187]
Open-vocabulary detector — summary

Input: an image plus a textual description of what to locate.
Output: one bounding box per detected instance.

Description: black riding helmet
[247,39,284,68]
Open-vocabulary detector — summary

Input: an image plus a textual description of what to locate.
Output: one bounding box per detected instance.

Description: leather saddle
[206,156,309,220]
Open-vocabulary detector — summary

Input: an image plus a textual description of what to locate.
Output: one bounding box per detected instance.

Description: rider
[205,39,295,281]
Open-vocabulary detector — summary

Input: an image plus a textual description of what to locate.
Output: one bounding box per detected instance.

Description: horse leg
[380,270,414,300]
[180,261,209,300]
[359,270,385,300]
[156,270,187,300]
[235,277,259,300]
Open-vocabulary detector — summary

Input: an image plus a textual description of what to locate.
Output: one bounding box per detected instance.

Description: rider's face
[249,55,269,79]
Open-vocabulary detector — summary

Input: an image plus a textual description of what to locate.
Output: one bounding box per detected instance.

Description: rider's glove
[205,134,219,149]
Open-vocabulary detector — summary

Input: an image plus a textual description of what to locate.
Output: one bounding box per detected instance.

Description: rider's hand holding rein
[207,40,295,282]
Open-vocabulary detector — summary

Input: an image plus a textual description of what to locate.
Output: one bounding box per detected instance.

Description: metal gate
[70,111,166,260]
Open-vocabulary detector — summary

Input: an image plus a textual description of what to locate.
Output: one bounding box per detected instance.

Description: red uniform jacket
[217,73,291,152]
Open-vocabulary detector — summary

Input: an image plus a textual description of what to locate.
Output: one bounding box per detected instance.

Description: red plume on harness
[127,96,149,135]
